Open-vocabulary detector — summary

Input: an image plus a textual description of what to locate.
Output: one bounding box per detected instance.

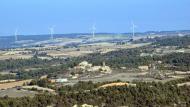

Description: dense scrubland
[0,77,190,107]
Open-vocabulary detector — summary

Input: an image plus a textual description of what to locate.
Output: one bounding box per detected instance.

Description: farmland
[0,79,32,90]
[0,34,190,107]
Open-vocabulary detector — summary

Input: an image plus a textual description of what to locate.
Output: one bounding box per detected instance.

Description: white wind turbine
[92,24,96,40]
[15,28,18,42]
[49,26,55,40]
[131,21,137,40]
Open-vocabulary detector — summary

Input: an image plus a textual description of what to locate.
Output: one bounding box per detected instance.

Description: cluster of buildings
[74,61,112,74]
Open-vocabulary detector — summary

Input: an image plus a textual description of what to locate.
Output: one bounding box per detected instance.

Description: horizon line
[0,29,190,37]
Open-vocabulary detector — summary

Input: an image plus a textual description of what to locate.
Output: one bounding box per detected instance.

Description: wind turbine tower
[15,29,18,42]
[131,21,137,40]
[92,24,96,39]
[49,26,55,40]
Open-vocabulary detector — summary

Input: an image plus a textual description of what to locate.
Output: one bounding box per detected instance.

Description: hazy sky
[0,0,190,36]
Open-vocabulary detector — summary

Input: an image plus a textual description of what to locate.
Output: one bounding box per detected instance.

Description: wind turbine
[14,29,18,42]
[131,21,137,40]
[49,26,55,40]
[92,24,96,40]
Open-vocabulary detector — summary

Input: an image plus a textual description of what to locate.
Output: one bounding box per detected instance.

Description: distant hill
[0,30,190,49]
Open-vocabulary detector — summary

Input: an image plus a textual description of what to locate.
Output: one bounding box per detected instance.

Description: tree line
[0,77,190,107]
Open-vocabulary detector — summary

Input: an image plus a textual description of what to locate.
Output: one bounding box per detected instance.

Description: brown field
[0,88,37,98]
[0,79,32,90]
[0,54,32,60]
[98,82,136,89]
[177,82,190,87]
[48,43,150,57]
[47,50,93,57]
[0,43,150,60]
[99,82,129,88]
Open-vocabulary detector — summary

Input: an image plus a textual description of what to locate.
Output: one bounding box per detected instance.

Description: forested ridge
[0,77,190,107]
[154,35,190,47]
